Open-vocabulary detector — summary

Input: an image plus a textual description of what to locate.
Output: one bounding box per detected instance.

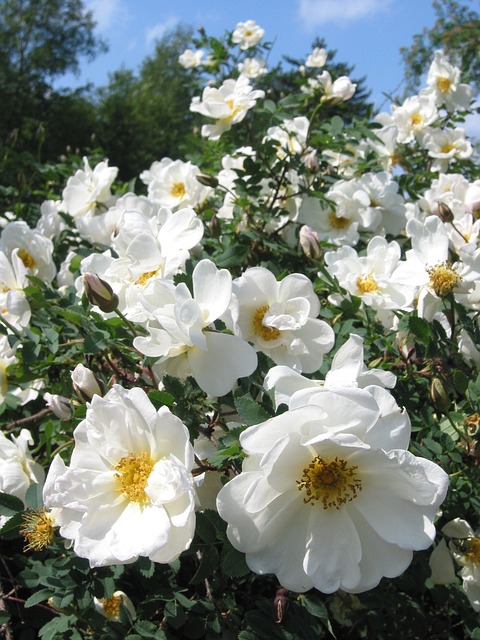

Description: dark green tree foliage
[0,0,106,186]
[96,26,196,180]
[401,0,480,95]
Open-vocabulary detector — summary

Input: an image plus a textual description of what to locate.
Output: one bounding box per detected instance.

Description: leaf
[0,492,24,516]
[221,547,249,578]
[190,546,219,584]
[234,395,271,426]
[24,588,52,608]
[452,369,469,395]
[24,482,44,510]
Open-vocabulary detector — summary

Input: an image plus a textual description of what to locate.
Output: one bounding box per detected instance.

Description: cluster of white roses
[1,20,479,607]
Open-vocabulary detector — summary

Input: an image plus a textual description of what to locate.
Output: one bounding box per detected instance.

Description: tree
[0,0,106,190]
[400,0,480,95]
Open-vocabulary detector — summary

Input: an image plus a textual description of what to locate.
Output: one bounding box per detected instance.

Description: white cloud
[85,0,130,33]
[145,17,179,46]
[298,0,393,27]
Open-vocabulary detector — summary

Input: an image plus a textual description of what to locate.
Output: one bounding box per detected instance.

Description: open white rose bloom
[217,383,448,594]
[43,385,198,567]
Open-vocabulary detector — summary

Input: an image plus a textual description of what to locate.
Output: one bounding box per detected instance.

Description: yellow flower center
[100,595,122,619]
[466,538,480,566]
[114,452,154,505]
[20,509,55,551]
[410,113,423,127]
[171,182,186,199]
[297,455,362,509]
[135,268,160,286]
[220,99,241,124]
[328,212,351,230]
[437,77,452,93]
[427,262,460,296]
[17,248,36,270]
[356,274,379,295]
[440,143,455,154]
[252,305,281,341]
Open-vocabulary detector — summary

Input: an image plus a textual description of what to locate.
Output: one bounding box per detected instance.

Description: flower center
[437,77,452,93]
[17,248,36,270]
[356,274,379,295]
[100,594,122,619]
[252,305,281,341]
[427,262,460,296]
[410,113,423,127]
[440,143,455,154]
[171,182,186,199]
[135,268,160,286]
[328,212,351,230]
[20,509,55,551]
[114,452,154,505]
[297,455,362,509]
[466,538,480,566]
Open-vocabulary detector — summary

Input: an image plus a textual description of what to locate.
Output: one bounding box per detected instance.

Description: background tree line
[0,0,478,195]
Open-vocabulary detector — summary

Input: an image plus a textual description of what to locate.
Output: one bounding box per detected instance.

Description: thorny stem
[5,408,51,432]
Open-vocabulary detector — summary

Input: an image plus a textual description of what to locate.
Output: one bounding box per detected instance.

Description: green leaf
[0,492,24,516]
[234,395,271,426]
[190,546,219,584]
[24,482,44,510]
[452,369,469,395]
[221,547,249,578]
[24,588,52,608]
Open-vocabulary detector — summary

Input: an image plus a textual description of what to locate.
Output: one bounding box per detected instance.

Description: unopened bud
[196,172,218,188]
[436,202,454,223]
[273,588,289,623]
[83,273,119,313]
[44,392,73,421]
[303,150,319,172]
[429,377,451,413]
[71,363,105,403]
[299,225,321,260]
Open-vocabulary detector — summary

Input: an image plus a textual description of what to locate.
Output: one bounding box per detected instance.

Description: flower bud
[83,273,119,313]
[436,201,454,223]
[44,392,73,421]
[196,172,218,188]
[429,377,451,413]
[71,363,105,403]
[299,225,321,260]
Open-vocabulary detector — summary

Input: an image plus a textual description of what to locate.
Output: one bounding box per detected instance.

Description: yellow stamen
[252,305,281,341]
[171,182,186,199]
[466,538,480,566]
[410,113,423,127]
[437,77,452,93]
[17,248,36,270]
[135,268,160,286]
[114,452,154,505]
[328,212,351,230]
[100,594,122,619]
[20,509,55,551]
[297,455,362,509]
[440,143,455,154]
[356,274,379,295]
[427,262,460,296]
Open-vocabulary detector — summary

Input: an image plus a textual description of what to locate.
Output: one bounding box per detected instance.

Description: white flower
[423,50,474,112]
[139,158,212,210]
[378,94,438,144]
[420,127,473,172]
[61,157,118,219]
[264,117,310,159]
[44,393,73,421]
[94,590,137,621]
[324,236,414,314]
[190,75,264,140]
[265,333,396,410]
[228,267,334,373]
[0,249,31,331]
[303,71,356,104]
[231,20,265,50]
[43,385,198,567]
[441,518,480,611]
[217,387,448,594]
[0,428,44,503]
[305,47,327,68]
[178,48,204,69]
[237,56,267,79]
[71,363,104,402]
[133,259,258,397]
[0,221,56,283]
[36,200,67,239]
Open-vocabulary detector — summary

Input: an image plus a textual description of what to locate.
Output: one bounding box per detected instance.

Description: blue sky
[58,0,439,110]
